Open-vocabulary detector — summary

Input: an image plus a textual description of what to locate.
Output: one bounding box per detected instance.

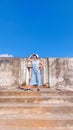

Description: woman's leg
[36,71,42,90]
[30,70,36,86]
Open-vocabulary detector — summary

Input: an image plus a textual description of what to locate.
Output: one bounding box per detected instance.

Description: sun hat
[33,54,39,58]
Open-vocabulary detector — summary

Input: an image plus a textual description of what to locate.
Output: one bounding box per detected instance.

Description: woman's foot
[37,88,40,91]
[26,86,31,89]
[26,86,33,91]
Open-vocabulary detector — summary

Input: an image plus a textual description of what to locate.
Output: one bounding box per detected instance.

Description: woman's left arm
[39,61,44,70]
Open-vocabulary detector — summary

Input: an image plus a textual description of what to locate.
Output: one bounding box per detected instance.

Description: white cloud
[0,54,13,57]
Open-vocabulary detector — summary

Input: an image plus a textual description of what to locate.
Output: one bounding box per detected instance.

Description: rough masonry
[0,57,73,89]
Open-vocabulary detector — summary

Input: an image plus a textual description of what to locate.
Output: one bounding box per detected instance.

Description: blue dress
[30,59,42,86]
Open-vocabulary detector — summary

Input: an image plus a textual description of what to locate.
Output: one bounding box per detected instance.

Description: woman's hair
[33,54,39,59]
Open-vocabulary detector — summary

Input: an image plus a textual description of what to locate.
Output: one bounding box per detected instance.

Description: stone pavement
[0,86,73,130]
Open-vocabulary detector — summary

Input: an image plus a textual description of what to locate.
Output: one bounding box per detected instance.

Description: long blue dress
[30,59,42,86]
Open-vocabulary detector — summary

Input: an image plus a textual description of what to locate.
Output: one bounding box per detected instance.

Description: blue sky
[0,0,73,58]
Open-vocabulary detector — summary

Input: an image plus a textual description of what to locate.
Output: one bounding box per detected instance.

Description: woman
[28,54,44,91]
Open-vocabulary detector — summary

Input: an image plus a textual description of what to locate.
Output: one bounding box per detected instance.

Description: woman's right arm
[28,55,33,62]
[28,57,32,62]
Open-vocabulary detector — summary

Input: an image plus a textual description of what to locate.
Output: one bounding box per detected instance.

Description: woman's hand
[28,55,33,62]
[28,57,32,62]
[39,61,44,70]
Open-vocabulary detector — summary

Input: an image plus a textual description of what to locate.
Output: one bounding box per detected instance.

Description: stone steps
[0,113,73,120]
[0,128,73,130]
[0,105,73,114]
[0,118,73,129]
[0,96,73,104]
[0,89,73,96]
[0,88,73,129]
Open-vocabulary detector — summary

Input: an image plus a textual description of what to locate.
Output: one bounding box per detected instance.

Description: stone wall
[0,58,20,88]
[49,58,73,88]
[0,57,73,89]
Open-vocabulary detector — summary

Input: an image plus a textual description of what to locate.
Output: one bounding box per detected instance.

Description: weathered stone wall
[0,58,20,88]
[0,58,73,88]
[49,58,73,88]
